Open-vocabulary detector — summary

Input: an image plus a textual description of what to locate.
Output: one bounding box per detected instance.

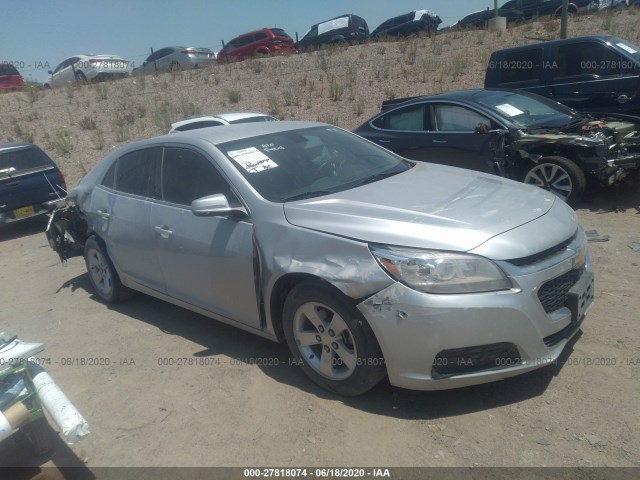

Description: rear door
[91,147,165,293]
[151,147,260,327]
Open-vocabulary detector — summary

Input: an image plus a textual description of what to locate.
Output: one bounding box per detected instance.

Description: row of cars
[17,9,442,87]
[3,33,639,397]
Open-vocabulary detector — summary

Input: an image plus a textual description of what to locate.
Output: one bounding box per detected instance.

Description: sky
[0,0,497,83]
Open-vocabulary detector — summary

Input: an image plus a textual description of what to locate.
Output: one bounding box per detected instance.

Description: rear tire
[84,236,132,303]
[522,156,586,206]
[283,282,386,396]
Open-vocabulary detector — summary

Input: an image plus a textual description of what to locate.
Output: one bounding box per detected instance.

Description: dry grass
[1,8,639,186]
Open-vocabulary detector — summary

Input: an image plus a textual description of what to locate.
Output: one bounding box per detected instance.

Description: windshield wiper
[350,170,401,189]
[281,190,336,202]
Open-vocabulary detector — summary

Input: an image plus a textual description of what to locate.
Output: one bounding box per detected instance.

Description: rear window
[270,29,291,39]
[0,64,20,76]
[0,146,52,175]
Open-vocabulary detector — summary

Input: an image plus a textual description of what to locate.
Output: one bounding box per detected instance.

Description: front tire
[522,156,586,205]
[84,236,131,303]
[283,282,386,396]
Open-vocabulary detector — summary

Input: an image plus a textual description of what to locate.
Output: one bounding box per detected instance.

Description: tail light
[55,170,67,191]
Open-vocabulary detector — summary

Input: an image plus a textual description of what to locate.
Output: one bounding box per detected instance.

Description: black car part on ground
[45,204,87,262]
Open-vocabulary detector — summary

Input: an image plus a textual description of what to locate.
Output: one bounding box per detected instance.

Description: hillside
[1,7,639,186]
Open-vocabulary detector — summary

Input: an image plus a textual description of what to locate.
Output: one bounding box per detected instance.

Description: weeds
[49,130,74,156]
[267,92,281,116]
[226,89,241,104]
[89,128,105,150]
[23,85,41,104]
[405,41,418,65]
[94,83,108,101]
[329,75,344,101]
[78,116,97,130]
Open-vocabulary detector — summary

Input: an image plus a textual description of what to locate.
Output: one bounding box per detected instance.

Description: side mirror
[191,194,248,218]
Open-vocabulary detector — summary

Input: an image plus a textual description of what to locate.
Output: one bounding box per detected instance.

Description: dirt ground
[0,183,639,477]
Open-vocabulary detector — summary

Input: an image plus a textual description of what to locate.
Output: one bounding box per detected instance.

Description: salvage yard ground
[0,7,639,475]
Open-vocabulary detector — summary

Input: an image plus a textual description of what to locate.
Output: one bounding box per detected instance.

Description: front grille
[507,232,576,266]
[537,267,584,314]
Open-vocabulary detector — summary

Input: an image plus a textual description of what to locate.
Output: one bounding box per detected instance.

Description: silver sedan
[47,122,594,395]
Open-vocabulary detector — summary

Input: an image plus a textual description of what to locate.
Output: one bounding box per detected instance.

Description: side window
[376,104,426,131]
[557,42,625,77]
[115,147,161,198]
[101,162,117,189]
[162,148,231,206]
[497,49,543,84]
[433,104,490,132]
[254,32,268,42]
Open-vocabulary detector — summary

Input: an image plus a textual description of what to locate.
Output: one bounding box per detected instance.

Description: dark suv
[0,64,24,92]
[217,28,296,64]
[0,143,66,224]
[485,35,640,115]
[372,10,442,37]
[295,14,369,50]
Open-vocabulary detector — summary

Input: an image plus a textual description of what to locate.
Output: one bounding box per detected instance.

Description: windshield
[219,126,411,202]
[476,90,580,129]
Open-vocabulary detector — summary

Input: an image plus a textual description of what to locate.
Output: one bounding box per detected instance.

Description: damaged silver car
[354,89,640,205]
[46,122,594,395]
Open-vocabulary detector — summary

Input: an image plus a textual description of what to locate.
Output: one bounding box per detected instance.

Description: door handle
[154,225,173,239]
[377,139,391,144]
[97,209,111,220]
[432,140,447,144]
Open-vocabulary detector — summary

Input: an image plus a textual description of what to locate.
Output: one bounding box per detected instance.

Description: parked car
[216,28,296,64]
[44,55,128,88]
[371,10,442,38]
[0,143,66,225]
[169,112,277,133]
[354,88,640,205]
[454,0,594,28]
[485,35,640,116]
[296,14,369,50]
[46,121,594,396]
[132,47,215,75]
[0,64,24,92]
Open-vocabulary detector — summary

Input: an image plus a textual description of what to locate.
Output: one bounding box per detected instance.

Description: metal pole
[494,0,498,17]
[560,0,569,39]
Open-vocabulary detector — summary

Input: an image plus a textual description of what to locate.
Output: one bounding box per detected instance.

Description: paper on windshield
[616,42,638,54]
[495,103,524,117]
[227,147,278,173]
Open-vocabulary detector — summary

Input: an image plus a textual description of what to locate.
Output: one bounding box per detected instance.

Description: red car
[0,64,24,92]
[217,28,296,64]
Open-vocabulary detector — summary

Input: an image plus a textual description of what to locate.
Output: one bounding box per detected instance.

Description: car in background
[46,121,593,396]
[454,0,595,28]
[133,47,215,75]
[216,28,296,64]
[169,112,277,133]
[371,10,442,38]
[44,54,128,88]
[296,14,369,50]
[0,64,24,92]
[485,35,640,115]
[0,143,66,225]
[354,89,640,205]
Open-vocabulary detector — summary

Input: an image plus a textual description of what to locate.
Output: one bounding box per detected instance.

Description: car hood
[283,163,557,252]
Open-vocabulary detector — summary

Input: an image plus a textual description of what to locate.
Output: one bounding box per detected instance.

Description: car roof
[0,142,36,151]
[140,121,326,149]
[491,35,625,54]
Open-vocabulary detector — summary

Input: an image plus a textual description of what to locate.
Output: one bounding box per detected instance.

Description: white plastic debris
[28,363,90,444]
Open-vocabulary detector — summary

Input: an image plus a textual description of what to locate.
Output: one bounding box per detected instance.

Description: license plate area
[566,270,594,323]
[13,205,35,219]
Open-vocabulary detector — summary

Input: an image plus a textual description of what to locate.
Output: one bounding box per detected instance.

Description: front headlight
[370,244,511,294]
